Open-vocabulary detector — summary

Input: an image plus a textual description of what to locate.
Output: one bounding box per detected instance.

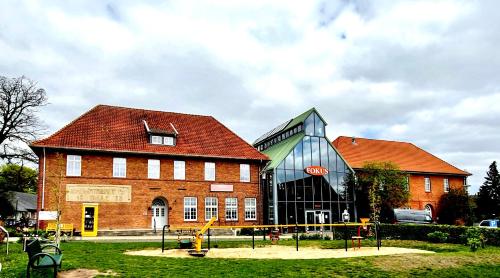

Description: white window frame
[174,161,186,180]
[148,159,160,179]
[444,178,449,193]
[205,197,218,221]
[225,197,238,221]
[66,155,81,176]
[205,162,215,181]
[424,177,431,192]
[240,164,250,182]
[151,135,163,145]
[244,198,257,220]
[184,197,197,221]
[163,136,174,146]
[113,158,127,178]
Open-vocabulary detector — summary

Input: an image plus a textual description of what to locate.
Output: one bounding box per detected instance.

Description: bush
[237,228,265,236]
[465,227,485,251]
[468,237,482,252]
[292,233,331,240]
[379,223,500,246]
[427,231,448,243]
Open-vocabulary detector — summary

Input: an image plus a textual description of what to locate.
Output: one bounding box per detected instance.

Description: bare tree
[0,75,47,163]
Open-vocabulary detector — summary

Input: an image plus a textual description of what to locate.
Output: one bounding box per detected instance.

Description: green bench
[26,239,63,278]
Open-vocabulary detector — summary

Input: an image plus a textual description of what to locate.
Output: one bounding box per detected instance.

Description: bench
[26,239,63,278]
[45,223,74,236]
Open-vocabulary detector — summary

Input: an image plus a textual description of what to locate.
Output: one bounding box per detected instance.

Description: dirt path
[125,246,433,260]
[59,269,117,278]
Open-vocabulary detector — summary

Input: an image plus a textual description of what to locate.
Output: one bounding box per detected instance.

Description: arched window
[424,204,433,218]
[152,198,165,207]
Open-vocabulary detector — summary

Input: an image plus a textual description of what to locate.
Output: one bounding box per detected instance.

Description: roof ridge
[97,104,212,118]
[336,135,413,145]
[253,107,316,145]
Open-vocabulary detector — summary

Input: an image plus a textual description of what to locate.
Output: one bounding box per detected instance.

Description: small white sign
[39,211,58,220]
[210,184,234,192]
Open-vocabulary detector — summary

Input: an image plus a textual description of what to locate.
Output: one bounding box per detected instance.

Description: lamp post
[342,209,350,223]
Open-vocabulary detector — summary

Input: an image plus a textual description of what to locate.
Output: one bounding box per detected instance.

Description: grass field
[1,239,500,277]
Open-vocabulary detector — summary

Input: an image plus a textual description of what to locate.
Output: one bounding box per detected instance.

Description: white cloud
[0,0,499,193]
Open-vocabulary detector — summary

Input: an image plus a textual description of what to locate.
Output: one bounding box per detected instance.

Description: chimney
[351,137,357,145]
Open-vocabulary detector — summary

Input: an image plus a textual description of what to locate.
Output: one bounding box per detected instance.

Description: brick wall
[408,173,466,217]
[37,150,265,231]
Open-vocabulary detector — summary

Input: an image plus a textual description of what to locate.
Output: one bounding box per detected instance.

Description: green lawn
[1,239,500,277]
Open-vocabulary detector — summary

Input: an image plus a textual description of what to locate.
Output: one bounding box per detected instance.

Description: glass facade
[261,112,356,229]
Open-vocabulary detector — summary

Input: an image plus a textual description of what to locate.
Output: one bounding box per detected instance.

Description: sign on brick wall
[66,184,132,203]
[210,184,233,192]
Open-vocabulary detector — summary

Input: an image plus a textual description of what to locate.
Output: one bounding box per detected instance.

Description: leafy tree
[437,187,474,225]
[0,75,48,163]
[0,163,38,193]
[476,161,500,219]
[357,161,410,223]
[0,163,38,219]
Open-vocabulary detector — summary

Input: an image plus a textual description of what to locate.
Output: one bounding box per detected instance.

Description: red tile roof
[333,136,470,176]
[31,105,268,161]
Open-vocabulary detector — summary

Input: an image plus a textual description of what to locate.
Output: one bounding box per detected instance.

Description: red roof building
[333,136,471,219]
[32,105,267,161]
[30,105,268,234]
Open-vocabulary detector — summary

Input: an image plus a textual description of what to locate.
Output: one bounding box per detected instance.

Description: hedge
[379,224,500,246]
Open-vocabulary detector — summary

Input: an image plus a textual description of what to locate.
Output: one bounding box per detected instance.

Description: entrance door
[82,204,98,237]
[152,198,167,230]
[306,211,315,231]
[306,210,331,231]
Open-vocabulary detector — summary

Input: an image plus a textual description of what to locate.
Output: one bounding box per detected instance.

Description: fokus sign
[304,166,329,176]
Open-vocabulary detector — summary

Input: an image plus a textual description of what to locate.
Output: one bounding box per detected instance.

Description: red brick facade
[36,150,264,232]
[407,174,466,217]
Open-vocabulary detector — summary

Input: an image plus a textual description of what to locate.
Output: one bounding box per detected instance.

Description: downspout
[258,162,262,225]
[42,147,46,209]
[273,169,278,225]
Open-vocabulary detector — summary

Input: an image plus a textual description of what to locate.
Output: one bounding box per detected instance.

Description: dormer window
[150,135,175,146]
[144,120,178,146]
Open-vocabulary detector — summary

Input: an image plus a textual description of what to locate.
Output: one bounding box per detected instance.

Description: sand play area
[125,246,434,259]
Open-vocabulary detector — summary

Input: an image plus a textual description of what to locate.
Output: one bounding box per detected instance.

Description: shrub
[465,227,485,251]
[379,223,500,246]
[427,231,449,243]
[292,233,331,240]
[468,237,482,252]
[237,228,265,236]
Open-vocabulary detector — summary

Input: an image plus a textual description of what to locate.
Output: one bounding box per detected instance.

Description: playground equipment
[351,218,370,250]
[161,220,382,256]
[188,216,217,257]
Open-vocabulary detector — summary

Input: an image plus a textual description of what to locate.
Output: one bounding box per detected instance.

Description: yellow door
[82,204,98,237]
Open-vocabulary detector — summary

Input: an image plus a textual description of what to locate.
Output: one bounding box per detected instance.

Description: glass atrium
[255,109,356,230]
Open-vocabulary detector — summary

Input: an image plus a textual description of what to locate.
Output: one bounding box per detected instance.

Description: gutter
[30,145,269,162]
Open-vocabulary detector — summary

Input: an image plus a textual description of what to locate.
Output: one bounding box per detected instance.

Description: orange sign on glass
[304,166,329,176]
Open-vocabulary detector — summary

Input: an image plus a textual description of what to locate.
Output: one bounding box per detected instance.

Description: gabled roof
[7,191,37,211]
[253,107,326,146]
[333,136,470,176]
[261,133,304,171]
[31,105,268,161]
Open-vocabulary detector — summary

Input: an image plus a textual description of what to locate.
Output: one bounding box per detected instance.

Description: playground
[126,245,433,259]
[1,239,500,277]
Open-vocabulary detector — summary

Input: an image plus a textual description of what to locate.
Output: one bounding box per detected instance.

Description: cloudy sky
[1,0,498,193]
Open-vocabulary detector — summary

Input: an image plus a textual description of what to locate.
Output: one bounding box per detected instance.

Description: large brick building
[30,105,268,235]
[333,136,471,219]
